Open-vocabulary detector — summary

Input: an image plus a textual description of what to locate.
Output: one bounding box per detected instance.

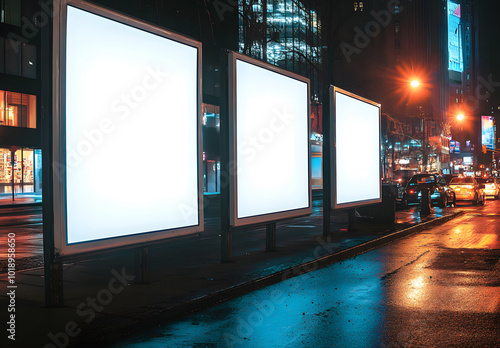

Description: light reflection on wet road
[115,200,500,347]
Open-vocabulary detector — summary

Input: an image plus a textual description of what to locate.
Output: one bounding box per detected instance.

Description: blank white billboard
[54,1,203,255]
[332,87,381,209]
[229,53,311,226]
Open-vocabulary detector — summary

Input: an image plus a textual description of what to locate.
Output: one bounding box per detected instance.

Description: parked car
[383,179,407,209]
[475,177,499,199]
[448,176,486,205]
[405,173,456,208]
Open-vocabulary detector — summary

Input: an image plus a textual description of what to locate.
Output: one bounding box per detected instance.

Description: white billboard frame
[228,52,312,227]
[53,0,204,256]
[330,86,382,210]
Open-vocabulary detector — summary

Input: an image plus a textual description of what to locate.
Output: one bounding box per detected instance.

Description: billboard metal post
[348,209,357,232]
[266,223,277,252]
[322,86,331,237]
[220,50,232,263]
[44,0,64,307]
[134,247,149,284]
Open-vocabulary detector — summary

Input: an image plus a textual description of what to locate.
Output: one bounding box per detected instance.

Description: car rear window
[449,177,474,184]
[408,176,435,186]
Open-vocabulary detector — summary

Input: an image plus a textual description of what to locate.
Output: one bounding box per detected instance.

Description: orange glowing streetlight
[410,80,420,88]
[456,113,464,121]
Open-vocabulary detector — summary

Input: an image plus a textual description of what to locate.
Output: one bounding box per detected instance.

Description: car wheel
[451,193,456,207]
[439,194,447,208]
[496,192,499,200]
[472,194,478,206]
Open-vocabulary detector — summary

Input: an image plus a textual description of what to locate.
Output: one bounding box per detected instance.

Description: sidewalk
[0,197,463,348]
[0,193,42,207]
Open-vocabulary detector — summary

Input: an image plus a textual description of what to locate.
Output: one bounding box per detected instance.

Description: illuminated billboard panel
[229,52,311,226]
[448,0,463,72]
[54,1,203,255]
[482,116,496,151]
[332,87,381,209]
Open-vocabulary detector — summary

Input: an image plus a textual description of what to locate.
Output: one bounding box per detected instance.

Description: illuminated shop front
[0,90,42,199]
[0,148,42,194]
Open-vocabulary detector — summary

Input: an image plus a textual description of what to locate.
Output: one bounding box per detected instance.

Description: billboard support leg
[348,209,357,232]
[46,256,64,307]
[266,223,277,252]
[42,1,64,308]
[134,247,149,284]
[322,87,332,237]
[221,227,232,263]
[220,49,232,263]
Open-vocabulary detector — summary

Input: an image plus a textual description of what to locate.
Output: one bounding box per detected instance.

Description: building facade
[0,0,43,198]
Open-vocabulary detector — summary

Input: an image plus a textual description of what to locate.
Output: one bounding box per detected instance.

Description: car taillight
[409,189,414,194]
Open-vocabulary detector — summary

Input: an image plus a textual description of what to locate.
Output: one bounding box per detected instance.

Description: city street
[2,1,500,347]
[0,197,498,347]
[111,200,500,347]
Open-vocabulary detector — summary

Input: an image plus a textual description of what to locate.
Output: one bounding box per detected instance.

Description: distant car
[449,177,486,205]
[405,173,456,208]
[476,177,500,199]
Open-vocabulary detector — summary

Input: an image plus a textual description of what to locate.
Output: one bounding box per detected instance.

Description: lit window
[394,5,400,14]
[456,98,459,103]
[0,90,37,128]
[354,2,358,11]
[359,2,364,11]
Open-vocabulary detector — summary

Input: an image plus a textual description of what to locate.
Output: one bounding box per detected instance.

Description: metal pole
[43,0,64,307]
[220,49,232,263]
[347,208,357,232]
[322,39,334,237]
[11,150,15,201]
[134,247,149,284]
[266,223,276,252]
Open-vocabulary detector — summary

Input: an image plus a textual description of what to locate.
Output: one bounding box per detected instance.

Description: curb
[75,210,465,347]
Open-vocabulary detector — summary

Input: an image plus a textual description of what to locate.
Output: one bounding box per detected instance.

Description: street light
[410,80,420,88]
[457,113,464,121]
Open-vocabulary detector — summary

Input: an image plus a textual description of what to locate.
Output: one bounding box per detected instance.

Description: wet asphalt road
[112,200,500,348]
[0,206,44,272]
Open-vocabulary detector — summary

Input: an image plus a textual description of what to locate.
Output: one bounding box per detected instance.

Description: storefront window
[0,90,36,128]
[0,148,11,185]
[0,147,41,195]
